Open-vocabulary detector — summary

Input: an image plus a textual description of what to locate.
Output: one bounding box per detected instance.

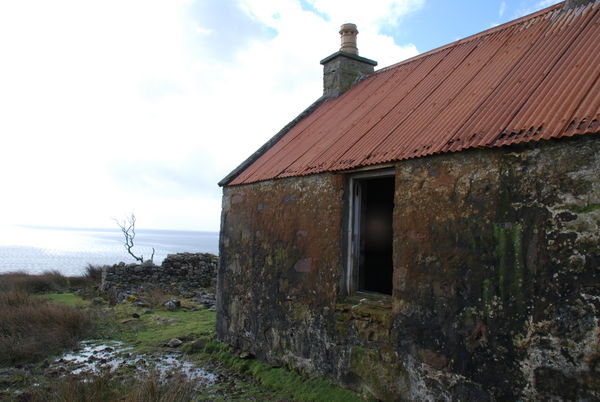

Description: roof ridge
[375,1,565,76]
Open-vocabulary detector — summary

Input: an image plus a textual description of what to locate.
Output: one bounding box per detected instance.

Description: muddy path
[1,338,280,401]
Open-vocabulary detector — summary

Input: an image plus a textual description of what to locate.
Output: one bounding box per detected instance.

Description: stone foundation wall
[101,252,218,297]
[218,135,600,401]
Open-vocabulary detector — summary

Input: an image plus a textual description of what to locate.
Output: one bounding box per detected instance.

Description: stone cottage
[217,1,599,400]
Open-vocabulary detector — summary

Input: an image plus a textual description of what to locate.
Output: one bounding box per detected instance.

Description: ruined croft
[217,2,600,400]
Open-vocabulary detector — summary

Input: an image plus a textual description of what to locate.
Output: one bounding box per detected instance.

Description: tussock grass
[67,264,103,289]
[0,270,69,294]
[84,264,104,282]
[0,290,91,365]
[28,370,197,402]
[0,266,104,295]
[128,371,197,402]
[0,271,93,366]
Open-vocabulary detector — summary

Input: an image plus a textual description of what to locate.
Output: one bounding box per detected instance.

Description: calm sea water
[0,225,219,276]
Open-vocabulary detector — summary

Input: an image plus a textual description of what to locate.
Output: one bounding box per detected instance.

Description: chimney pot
[339,23,359,54]
[320,23,377,98]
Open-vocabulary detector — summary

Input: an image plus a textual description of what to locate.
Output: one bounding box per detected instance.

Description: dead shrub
[67,264,104,294]
[140,285,172,309]
[84,264,104,283]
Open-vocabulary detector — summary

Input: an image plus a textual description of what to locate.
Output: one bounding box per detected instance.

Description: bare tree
[115,213,155,264]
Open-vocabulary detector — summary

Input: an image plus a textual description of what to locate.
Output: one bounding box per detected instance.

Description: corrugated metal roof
[226,1,600,186]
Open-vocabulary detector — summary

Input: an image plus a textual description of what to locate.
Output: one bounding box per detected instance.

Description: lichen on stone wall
[392,136,600,400]
[218,135,600,401]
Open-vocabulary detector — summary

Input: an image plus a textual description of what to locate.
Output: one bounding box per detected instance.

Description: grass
[0,270,364,401]
[202,340,363,402]
[66,264,103,291]
[27,370,198,402]
[91,297,362,401]
[130,285,173,309]
[39,292,92,308]
[0,271,94,366]
[0,270,69,294]
[560,202,600,214]
[0,290,91,365]
[0,266,101,295]
[41,292,362,401]
[113,305,216,353]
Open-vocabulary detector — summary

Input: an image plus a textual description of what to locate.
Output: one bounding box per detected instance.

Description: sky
[0,0,561,232]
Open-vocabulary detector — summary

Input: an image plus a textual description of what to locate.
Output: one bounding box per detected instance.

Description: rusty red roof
[223,1,600,187]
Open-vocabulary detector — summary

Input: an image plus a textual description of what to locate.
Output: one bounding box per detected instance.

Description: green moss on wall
[492,223,525,313]
[559,203,600,214]
[348,346,408,401]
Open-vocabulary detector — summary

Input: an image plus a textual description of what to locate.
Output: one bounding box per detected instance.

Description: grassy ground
[0,273,91,366]
[0,271,365,401]
[27,371,200,402]
[83,294,362,401]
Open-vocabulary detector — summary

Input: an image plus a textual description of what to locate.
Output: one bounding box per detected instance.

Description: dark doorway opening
[358,176,394,295]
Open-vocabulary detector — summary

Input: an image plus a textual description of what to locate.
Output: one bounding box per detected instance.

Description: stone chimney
[320,23,377,98]
[563,0,596,10]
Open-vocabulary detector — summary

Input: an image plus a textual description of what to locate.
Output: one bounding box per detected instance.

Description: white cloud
[514,0,561,18]
[499,1,507,17]
[306,0,424,26]
[240,0,421,71]
[0,0,420,231]
[536,0,560,8]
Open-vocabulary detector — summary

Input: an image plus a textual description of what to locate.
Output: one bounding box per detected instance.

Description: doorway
[348,171,394,295]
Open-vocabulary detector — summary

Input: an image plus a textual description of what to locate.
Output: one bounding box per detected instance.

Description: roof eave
[218,95,331,187]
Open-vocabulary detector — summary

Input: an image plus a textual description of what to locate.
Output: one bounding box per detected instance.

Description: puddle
[55,340,216,385]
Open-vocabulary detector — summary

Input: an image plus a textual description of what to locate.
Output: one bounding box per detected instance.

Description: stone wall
[101,252,218,297]
[217,135,600,401]
[218,173,346,372]
[391,135,600,400]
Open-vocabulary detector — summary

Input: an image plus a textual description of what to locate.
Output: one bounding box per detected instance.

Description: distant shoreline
[0,226,219,276]
[12,223,219,234]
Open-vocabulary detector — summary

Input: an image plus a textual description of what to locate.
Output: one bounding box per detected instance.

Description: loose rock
[164,299,181,311]
[165,338,183,348]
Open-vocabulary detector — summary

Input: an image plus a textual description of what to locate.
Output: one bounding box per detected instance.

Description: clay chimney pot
[339,23,359,55]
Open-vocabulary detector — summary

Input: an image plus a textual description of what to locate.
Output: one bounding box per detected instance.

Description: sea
[0,225,219,276]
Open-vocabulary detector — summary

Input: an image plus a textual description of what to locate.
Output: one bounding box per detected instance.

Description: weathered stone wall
[391,135,600,400]
[217,135,600,401]
[101,253,218,297]
[321,53,376,97]
[217,174,346,373]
